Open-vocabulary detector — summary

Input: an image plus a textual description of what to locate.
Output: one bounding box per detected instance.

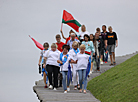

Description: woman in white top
[43,43,60,90]
[57,45,71,93]
[38,42,49,88]
[72,44,89,94]
[78,25,89,43]
[68,41,80,90]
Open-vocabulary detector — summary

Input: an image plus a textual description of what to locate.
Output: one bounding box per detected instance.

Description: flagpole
[61,10,63,31]
[29,35,31,38]
[61,23,63,31]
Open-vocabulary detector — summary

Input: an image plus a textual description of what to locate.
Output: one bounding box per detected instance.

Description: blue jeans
[78,69,87,90]
[62,71,70,91]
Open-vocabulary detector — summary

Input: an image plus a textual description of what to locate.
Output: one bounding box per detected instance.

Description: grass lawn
[87,54,138,102]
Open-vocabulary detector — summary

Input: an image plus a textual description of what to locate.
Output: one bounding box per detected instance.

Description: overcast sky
[0,0,138,56]
[0,0,138,102]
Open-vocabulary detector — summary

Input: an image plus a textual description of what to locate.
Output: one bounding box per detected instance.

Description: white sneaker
[67,88,70,91]
[100,61,103,65]
[90,71,92,74]
[49,85,53,89]
[92,70,94,73]
[74,87,77,90]
[53,88,57,90]
[64,91,67,93]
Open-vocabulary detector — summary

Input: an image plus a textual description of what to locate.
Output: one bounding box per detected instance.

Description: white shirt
[76,52,89,70]
[68,49,79,70]
[60,54,71,71]
[79,31,89,39]
[40,49,47,64]
[43,50,61,67]
[68,49,79,61]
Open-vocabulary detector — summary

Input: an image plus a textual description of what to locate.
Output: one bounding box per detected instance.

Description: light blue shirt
[67,39,80,49]
[82,41,95,54]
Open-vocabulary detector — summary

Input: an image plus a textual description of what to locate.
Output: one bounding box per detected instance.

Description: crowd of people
[38,25,118,94]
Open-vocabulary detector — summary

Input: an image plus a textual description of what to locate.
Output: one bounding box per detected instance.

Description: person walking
[55,34,65,52]
[90,34,94,42]
[90,34,94,73]
[90,34,99,73]
[105,26,118,65]
[68,41,80,90]
[38,42,49,88]
[67,33,79,49]
[71,44,89,94]
[101,25,108,64]
[78,25,89,43]
[43,43,61,90]
[55,34,65,87]
[96,27,101,35]
[82,34,95,74]
[95,32,103,71]
[60,30,78,44]
[57,45,71,93]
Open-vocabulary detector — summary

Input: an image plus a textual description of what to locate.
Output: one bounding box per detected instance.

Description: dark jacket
[97,36,103,52]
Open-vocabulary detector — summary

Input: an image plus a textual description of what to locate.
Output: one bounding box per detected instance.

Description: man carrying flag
[60,29,78,44]
[67,32,80,49]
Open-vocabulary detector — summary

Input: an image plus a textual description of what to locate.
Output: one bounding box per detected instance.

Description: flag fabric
[29,35,44,50]
[85,51,92,78]
[85,51,91,55]
[62,10,81,32]
[86,56,91,79]
[68,64,72,83]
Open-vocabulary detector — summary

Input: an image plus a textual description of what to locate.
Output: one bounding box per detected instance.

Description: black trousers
[58,70,62,87]
[46,64,60,88]
[95,52,100,70]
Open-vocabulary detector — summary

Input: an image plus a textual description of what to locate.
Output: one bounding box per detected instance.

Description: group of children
[38,24,118,94]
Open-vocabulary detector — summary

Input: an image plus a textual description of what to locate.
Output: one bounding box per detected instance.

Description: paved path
[33,51,138,102]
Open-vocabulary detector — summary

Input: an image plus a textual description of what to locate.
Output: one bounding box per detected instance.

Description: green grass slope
[87,54,138,102]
